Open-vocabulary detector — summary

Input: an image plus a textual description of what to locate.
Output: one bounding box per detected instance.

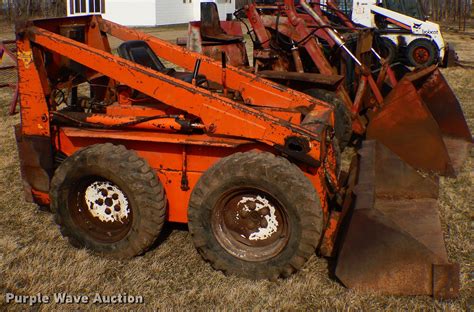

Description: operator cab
[118,40,207,86]
[382,0,428,20]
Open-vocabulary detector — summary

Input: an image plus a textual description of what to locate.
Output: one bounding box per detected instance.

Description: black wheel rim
[69,176,133,243]
[211,187,290,262]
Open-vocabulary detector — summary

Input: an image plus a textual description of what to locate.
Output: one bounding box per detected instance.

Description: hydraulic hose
[298,0,362,66]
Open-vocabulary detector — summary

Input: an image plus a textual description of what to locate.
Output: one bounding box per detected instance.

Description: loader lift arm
[97,17,333,111]
[19,21,338,167]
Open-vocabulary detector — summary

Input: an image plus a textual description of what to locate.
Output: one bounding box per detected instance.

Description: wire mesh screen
[0,67,17,86]
[0,41,17,86]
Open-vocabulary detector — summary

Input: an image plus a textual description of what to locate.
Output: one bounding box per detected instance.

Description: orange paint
[16,16,339,240]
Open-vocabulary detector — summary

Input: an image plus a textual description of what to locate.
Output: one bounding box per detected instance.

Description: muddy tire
[304,89,352,150]
[377,37,398,64]
[406,38,438,67]
[188,152,322,280]
[50,143,166,258]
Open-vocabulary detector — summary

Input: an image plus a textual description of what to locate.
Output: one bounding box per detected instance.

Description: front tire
[406,38,439,67]
[188,152,323,280]
[50,143,166,258]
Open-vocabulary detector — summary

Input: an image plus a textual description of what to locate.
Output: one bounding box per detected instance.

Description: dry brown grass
[0,20,473,311]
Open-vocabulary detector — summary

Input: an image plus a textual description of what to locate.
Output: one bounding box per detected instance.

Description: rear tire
[377,37,397,64]
[188,152,323,280]
[50,143,166,258]
[304,89,352,150]
[406,39,438,67]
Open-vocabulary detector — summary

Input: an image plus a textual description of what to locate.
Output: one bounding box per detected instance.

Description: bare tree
[423,0,471,29]
[1,0,66,21]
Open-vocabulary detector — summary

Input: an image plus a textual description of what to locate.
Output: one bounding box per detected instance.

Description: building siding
[67,0,157,26]
[103,0,156,26]
[156,0,236,26]
[195,0,236,21]
[67,0,237,26]
[156,0,195,26]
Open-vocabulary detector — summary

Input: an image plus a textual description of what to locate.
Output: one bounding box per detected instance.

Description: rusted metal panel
[186,4,249,68]
[442,136,473,175]
[433,263,460,299]
[61,127,255,148]
[367,78,454,175]
[201,41,249,68]
[368,66,472,176]
[16,35,50,137]
[14,124,53,201]
[51,111,206,132]
[414,67,472,173]
[200,3,243,43]
[257,70,344,86]
[409,66,472,142]
[336,140,459,298]
[187,21,249,67]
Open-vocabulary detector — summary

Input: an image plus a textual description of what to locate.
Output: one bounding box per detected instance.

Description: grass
[0,19,473,311]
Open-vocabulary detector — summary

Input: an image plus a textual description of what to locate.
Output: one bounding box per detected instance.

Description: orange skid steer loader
[13,15,470,298]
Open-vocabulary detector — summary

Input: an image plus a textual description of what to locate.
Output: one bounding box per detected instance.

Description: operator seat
[117,40,207,85]
[200,2,243,43]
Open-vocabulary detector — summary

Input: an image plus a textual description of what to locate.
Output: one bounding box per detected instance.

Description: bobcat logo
[17,51,33,69]
[413,23,422,29]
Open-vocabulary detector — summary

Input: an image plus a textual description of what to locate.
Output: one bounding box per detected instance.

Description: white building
[67,0,236,26]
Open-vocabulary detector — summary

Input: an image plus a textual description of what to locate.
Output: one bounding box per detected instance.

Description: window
[89,0,105,13]
[70,0,105,14]
[383,0,425,20]
[72,0,85,13]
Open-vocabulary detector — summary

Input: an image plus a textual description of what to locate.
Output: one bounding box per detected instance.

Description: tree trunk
[27,0,31,17]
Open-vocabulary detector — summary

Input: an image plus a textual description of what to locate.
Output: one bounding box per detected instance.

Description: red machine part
[0,40,19,115]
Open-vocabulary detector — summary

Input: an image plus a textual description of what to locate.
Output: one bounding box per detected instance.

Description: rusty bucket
[367,65,472,176]
[335,140,460,298]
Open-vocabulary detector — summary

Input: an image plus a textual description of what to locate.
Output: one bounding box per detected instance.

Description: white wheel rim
[84,181,130,223]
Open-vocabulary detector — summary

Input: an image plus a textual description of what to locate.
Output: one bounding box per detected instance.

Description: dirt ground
[0,19,473,311]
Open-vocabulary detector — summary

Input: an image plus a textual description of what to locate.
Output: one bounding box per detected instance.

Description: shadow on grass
[148,221,189,252]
